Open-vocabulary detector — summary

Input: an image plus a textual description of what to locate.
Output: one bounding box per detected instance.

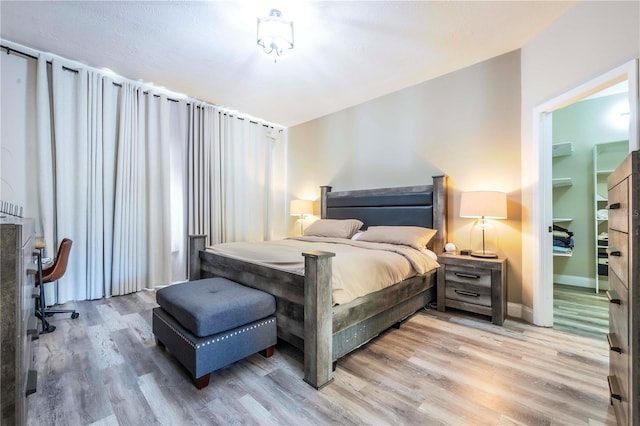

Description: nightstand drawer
[444,265,491,287]
[444,280,491,307]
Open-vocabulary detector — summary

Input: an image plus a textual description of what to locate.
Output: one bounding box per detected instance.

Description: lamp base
[470,250,498,259]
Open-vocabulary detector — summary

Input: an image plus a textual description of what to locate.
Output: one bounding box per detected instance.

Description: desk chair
[36,238,79,333]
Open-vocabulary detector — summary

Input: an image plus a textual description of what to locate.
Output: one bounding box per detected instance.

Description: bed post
[320,186,332,219]
[302,250,335,389]
[188,235,206,281]
[432,175,448,254]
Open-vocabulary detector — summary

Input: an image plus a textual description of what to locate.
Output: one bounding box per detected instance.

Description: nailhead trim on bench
[155,313,276,350]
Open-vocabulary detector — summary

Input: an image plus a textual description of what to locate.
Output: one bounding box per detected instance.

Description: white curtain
[187,108,287,246]
[35,56,55,260]
[219,114,274,242]
[34,53,284,302]
[111,84,173,295]
[36,58,185,302]
[188,104,222,245]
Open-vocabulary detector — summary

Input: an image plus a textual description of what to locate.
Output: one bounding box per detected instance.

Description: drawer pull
[607,333,622,353]
[454,272,480,280]
[454,289,480,298]
[27,316,39,339]
[607,248,622,257]
[607,375,622,402]
[606,290,621,305]
[25,370,37,396]
[608,202,621,210]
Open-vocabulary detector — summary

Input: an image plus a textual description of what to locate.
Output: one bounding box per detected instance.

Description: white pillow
[357,226,437,250]
[421,248,438,260]
[303,219,364,239]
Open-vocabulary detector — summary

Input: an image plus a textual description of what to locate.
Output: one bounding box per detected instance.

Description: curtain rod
[1,44,280,130]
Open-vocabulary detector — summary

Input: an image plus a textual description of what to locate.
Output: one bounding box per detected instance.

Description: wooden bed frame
[188,175,448,389]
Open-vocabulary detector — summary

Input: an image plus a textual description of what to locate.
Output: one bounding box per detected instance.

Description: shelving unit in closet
[593,140,628,292]
[552,142,573,257]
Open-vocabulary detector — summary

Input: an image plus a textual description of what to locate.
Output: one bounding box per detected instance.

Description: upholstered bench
[152,277,277,389]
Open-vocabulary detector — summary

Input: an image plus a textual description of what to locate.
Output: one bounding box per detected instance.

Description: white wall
[289,50,523,303]
[520,0,640,311]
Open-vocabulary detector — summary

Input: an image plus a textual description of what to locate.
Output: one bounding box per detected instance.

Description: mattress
[206,236,439,305]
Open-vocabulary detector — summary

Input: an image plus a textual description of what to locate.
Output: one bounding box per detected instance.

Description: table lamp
[290,199,313,235]
[459,191,507,258]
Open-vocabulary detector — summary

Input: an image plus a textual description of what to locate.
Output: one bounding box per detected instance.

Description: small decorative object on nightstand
[437,253,507,325]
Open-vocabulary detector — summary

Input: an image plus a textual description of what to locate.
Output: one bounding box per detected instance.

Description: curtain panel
[187,109,287,246]
[35,58,187,302]
[35,55,286,303]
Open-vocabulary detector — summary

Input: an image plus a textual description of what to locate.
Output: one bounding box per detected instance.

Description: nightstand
[436,254,507,325]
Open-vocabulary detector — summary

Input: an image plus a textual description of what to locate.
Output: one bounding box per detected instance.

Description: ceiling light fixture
[257,9,294,61]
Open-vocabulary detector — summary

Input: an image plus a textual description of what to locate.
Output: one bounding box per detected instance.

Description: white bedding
[206,236,439,305]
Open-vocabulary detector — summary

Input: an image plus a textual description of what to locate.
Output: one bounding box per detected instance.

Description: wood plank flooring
[553,284,609,338]
[27,290,616,425]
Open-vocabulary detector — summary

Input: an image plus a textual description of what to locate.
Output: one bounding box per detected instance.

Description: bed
[188,175,448,389]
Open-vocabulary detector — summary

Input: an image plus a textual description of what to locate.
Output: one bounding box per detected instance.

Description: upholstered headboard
[320,175,448,253]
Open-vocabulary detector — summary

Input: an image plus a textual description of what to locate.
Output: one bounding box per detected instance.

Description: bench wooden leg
[155,337,165,348]
[193,373,211,389]
[259,345,275,358]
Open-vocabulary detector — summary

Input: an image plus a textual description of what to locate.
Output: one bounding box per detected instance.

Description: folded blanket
[553,237,574,248]
[553,246,572,254]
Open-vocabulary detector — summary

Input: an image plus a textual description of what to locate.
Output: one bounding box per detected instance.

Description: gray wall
[289,50,523,303]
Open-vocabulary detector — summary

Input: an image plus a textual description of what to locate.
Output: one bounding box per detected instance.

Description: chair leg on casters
[34,250,79,334]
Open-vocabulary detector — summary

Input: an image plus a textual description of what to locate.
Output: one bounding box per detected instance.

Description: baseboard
[553,273,610,291]
[507,302,534,324]
[553,274,594,289]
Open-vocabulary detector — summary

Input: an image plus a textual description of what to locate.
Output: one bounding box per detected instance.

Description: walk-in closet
[551,81,629,337]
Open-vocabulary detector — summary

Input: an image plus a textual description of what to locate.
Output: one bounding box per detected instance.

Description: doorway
[550,82,630,336]
[532,60,639,326]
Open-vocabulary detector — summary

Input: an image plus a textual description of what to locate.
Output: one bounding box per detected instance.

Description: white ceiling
[0,1,575,127]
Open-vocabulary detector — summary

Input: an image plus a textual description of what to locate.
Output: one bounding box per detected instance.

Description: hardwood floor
[27,291,615,425]
[553,284,609,338]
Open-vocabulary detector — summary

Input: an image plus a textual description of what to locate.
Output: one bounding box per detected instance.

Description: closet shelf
[552,177,573,188]
[593,140,628,293]
[553,218,573,223]
[552,142,573,158]
[553,250,572,257]
[597,169,615,175]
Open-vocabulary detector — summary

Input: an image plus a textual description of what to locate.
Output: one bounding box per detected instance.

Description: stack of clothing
[553,224,574,255]
[596,209,608,220]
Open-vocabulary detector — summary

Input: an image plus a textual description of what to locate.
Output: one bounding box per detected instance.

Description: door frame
[531,59,639,326]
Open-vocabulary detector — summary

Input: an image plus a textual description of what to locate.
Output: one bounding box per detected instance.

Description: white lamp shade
[290,199,313,216]
[460,191,507,219]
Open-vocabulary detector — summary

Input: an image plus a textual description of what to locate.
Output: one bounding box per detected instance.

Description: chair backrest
[42,238,72,283]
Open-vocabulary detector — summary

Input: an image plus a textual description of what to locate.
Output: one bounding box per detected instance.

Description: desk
[33,237,55,333]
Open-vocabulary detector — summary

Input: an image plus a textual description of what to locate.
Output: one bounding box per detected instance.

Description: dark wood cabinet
[606,150,639,426]
[436,254,507,325]
[1,218,37,425]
